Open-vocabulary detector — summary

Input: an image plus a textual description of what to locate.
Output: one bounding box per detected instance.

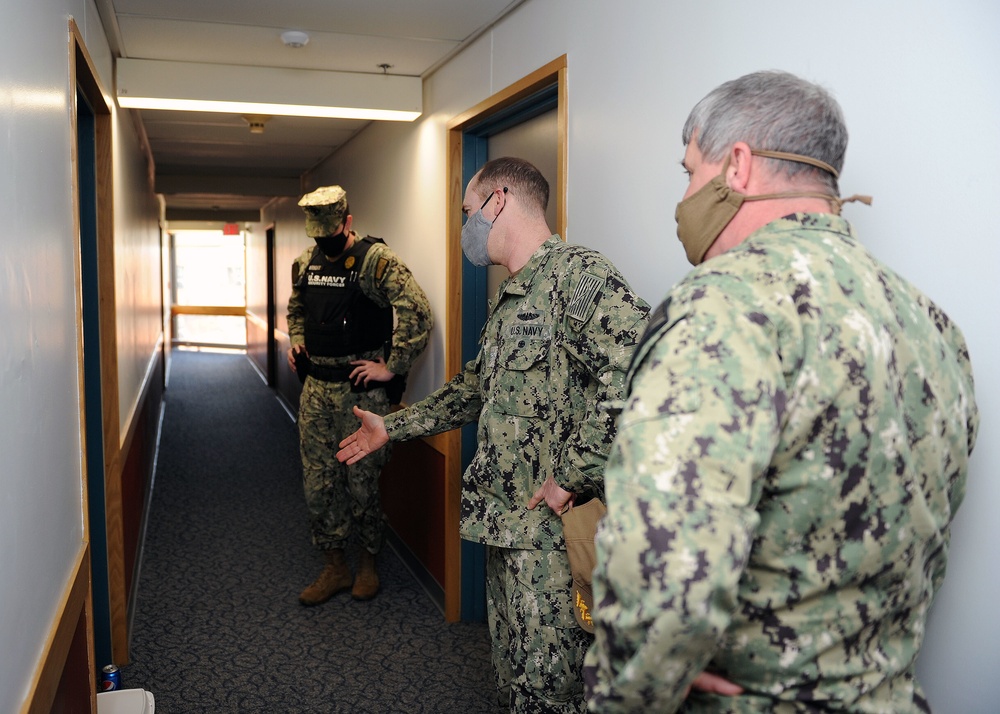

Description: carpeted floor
[122,349,499,713]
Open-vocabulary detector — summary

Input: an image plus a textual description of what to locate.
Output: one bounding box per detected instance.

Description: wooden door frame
[70,18,126,662]
[440,55,567,621]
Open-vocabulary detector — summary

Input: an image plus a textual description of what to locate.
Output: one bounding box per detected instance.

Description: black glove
[385,373,407,405]
[293,350,311,384]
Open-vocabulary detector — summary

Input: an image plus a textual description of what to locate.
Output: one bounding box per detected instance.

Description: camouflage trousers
[486,545,591,714]
[298,376,392,554]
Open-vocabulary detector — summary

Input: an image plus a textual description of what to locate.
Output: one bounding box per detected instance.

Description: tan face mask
[675,149,871,265]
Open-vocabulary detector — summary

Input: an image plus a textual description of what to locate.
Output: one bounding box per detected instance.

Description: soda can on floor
[100,664,121,691]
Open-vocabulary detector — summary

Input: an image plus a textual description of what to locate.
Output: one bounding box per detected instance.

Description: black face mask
[315,230,348,257]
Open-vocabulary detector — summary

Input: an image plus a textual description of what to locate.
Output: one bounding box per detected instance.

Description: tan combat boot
[299,549,353,606]
[351,549,380,601]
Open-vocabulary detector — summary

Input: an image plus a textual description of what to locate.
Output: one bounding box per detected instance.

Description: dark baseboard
[387,528,445,616]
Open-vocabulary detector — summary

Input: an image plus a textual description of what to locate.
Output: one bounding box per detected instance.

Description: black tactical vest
[294,236,393,357]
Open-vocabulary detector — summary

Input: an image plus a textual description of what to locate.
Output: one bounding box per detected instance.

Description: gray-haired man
[585,71,979,713]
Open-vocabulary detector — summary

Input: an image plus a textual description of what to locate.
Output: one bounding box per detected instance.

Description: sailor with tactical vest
[287,185,433,605]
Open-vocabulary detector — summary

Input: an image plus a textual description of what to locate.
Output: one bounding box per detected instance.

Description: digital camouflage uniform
[289,233,432,554]
[584,214,979,713]
[384,236,650,713]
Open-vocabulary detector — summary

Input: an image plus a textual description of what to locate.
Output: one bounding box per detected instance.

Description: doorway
[169,229,248,350]
[444,55,567,621]
[77,86,112,668]
[72,20,123,668]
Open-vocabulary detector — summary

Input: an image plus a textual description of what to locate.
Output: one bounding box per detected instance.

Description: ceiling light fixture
[116,59,421,122]
[281,31,310,48]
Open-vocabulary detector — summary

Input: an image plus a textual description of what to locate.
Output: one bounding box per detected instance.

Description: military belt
[308,362,393,397]
[307,363,352,382]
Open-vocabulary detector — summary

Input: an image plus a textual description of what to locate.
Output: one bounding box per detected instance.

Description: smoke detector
[281,31,310,48]
[243,115,271,134]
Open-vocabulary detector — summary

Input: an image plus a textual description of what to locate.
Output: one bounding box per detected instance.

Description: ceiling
[94,0,524,222]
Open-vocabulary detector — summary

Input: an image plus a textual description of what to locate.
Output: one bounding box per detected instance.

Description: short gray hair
[474,156,549,214]
[682,71,847,194]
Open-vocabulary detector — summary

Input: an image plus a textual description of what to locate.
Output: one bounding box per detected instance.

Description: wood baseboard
[22,543,96,714]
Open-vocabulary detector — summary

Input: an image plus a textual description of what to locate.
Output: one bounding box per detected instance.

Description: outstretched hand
[336,405,389,465]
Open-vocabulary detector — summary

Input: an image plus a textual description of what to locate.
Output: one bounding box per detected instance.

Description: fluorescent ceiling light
[116,58,421,122]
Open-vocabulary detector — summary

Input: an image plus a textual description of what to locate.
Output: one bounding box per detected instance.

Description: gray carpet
[122,349,499,713]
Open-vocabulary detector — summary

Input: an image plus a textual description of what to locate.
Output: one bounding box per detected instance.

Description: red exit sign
[222,223,240,235]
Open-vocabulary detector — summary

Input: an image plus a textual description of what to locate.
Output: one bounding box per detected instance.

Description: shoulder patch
[567,271,605,322]
[375,257,389,281]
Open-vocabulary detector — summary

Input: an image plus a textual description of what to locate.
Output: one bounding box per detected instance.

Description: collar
[499,235,562,297]
[758,212,857,239]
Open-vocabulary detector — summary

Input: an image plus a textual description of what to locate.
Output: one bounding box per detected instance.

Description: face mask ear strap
[745,149,873,215]
[481,186,509,222]
[751,149,840,179]
[836,194,873,209]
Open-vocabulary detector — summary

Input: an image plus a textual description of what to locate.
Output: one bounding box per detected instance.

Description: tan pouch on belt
[561,498,606,633]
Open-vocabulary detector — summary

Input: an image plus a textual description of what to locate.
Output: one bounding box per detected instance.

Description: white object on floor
[96,689,155,713]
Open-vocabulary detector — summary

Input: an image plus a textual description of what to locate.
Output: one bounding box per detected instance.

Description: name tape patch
[508,323,551,340]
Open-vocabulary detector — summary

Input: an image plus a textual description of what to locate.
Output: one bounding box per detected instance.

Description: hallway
[122,349,498,712]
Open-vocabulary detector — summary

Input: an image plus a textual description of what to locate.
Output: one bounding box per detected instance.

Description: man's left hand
[527,474,574,514]
[349,357,394,387]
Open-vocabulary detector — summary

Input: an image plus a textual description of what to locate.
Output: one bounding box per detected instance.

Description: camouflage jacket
[584,214,979,713]
[287,233,432,373]
[384,236,650,549]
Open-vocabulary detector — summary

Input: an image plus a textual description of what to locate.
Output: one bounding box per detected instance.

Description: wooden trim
[246,309,268,329]
[70,17,131,666]
[117,339,164,480]
[443,55,568,622]
[557,64,568,240]
[21,544,95,714]
[447,55,568,131]
[117,345,165,640]
[420,431,450,457]
[117,335,164,457]
[170,304,246,316]
[69,21,89,546]
[443,124,464,623]
[64,23,99,714]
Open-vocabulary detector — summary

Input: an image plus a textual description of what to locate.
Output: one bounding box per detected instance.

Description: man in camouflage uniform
[337,157,650,712]
[584,71,979,713]
[287,185,432,605]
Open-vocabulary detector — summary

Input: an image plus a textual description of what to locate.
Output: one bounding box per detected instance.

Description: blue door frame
[458,84,558,622]
[77,88,113,666]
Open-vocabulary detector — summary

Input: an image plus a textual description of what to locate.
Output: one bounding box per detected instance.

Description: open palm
[336,405,389,464]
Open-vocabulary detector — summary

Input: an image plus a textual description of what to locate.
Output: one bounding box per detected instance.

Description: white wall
[115,116,165,437]
[0,1,161,709]
[299,116,451,398]
[312,1,1000,710]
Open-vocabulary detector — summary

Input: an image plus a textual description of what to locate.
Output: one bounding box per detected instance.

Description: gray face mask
[460,187,506,267]
[461,210,493,267]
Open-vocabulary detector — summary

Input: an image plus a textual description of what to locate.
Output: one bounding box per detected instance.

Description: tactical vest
[294,236,393,357]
